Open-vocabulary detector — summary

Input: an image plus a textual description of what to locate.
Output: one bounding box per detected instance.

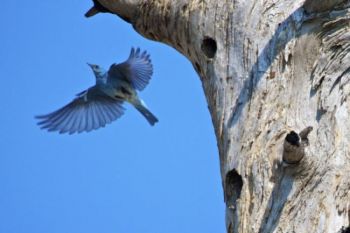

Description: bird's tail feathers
[133,101,158,126]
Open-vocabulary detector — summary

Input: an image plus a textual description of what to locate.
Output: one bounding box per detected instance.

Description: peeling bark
[89,0,350,232]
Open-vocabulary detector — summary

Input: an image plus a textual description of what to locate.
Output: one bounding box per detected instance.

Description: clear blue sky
[0,1,225,233]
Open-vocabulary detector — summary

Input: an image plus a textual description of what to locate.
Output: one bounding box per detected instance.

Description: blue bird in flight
[36,48,158,134]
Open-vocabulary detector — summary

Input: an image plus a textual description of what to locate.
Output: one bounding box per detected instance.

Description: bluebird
[85,0,111,18]
[36,48,158,134]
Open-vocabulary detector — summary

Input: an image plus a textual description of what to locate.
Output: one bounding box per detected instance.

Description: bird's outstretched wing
[108,48,153,91]
[35,87,125,134]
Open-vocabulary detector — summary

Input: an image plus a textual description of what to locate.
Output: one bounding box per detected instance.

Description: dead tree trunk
[91,0,350,232]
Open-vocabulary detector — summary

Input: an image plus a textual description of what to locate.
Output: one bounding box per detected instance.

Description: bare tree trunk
[91,0,350,232]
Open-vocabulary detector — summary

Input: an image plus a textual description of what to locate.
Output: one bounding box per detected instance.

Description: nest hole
[225,169,243,207]
[201,37,217,59]
[340,226,350,233]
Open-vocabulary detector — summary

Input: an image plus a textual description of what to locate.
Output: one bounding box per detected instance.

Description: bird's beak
[87,63,93,67]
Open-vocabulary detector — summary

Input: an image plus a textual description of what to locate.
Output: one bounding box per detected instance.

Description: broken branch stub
[283,127,313,165]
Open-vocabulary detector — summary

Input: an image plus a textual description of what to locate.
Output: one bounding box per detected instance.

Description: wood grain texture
[94,0,350,232]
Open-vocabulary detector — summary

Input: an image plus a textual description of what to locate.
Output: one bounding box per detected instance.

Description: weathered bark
[91,0,350,232]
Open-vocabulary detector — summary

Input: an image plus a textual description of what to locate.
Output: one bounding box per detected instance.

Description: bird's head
[87,63,105,78]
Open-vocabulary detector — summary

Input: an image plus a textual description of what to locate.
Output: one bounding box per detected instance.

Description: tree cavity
[201,37,217,59]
